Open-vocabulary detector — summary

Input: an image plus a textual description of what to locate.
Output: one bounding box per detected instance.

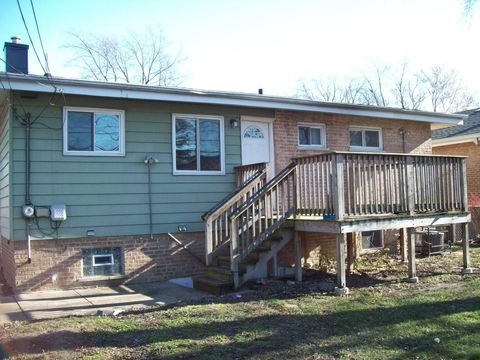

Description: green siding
[0,93,11,239]
[11,93,274,240]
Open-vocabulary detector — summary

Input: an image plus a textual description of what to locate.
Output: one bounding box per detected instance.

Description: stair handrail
[229,162,298,288]
[204,164,268,265]
[202,165,267,221]
[230,162,297,220]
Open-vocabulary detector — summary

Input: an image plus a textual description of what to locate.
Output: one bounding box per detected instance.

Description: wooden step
[192,276,232,296]
[205,266,234,284]
[215,256,248,272]
[215,256,231,268]
[262,236,283,247]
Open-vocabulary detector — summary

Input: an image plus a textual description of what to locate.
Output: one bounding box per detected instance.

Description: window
[92,254,114,266]
[173,114,224,175]
[82,247,123,277]
[349,126,382,151]
[63,107,125,156]
[298,123,326,148]
[361,230,383,250]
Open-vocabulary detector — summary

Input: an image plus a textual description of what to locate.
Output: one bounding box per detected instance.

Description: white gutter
[1,73,465,126]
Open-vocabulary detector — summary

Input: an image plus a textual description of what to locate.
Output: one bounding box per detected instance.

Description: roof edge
[432,133,480,147]
[0,72,465,125]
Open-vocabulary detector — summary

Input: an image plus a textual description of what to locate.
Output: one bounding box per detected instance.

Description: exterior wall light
[230,119,239,128]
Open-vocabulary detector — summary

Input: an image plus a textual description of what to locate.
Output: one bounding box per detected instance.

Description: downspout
[25,113,32,263]
[144,155,159,240]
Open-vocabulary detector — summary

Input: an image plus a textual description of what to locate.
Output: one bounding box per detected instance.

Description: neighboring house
[432,108,480,237]
[0,38,473,294]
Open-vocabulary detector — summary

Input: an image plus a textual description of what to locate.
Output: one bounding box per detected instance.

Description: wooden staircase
[193,231,291,295]
[193,162,297,295]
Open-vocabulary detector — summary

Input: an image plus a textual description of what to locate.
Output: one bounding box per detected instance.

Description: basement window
[361,230,384,250]
[63,107,125,156]
[82,247,123,277]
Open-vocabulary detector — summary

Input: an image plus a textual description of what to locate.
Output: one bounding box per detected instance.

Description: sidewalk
[0,280,207,323]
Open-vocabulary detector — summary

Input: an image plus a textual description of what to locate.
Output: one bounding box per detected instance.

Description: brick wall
[9,232,205,292]
[433,142,480,207]
[433,142,480,237]
[273,110,432,173]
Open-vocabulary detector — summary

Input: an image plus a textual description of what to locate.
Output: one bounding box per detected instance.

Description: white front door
[241,118,274,172]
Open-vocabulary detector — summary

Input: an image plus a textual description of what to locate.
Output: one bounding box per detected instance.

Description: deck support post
[271,253,279,277]
[406,228,418,283]
[294,231,303,282]
[205,219,213,266]
[399,228,407,262]
[462,223,473,274]
[346,232,355,273]
[451,224,457,244]
[334,233,349,295]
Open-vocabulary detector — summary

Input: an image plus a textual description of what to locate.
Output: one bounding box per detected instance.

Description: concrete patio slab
[0,295,26,322]
[0,281,208,322]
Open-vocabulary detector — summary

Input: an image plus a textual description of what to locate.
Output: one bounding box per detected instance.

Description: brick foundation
[3,232,205,292]
[1,237,16,288]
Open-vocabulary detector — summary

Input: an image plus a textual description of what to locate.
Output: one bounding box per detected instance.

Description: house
[432,108,480,238]
[0,38,473,295]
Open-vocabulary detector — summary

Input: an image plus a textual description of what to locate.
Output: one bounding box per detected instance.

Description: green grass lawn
[1,247,479,360]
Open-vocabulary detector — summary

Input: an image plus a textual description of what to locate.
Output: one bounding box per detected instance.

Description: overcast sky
[1,0,479,97]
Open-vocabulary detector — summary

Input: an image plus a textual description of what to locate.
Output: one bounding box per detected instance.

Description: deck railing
[294,152,468,219]
[234,162,269,187]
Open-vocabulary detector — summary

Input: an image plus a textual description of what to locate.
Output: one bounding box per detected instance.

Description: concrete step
[192,276,232,296]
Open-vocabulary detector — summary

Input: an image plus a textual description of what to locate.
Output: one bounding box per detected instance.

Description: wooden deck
[202,152,473,292]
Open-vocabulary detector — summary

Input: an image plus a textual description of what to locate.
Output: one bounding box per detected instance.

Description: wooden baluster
[372,155,378,214]
[321,157,326,215]
[231,217,239,289]
[461,158,468,212]
[449,159,454,210]
[346,155,351,216]
[313,157,317,215]
[406,156,415,215]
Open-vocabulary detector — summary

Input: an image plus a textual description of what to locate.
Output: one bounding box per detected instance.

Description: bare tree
[392,61,426,110]
[297,77,366,104]
[421,66,475,112]
[65,28,184,86]
[297,63,477,113]
[361,64,390,107]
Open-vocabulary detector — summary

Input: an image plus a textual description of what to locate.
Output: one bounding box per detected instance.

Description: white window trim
[172,113,225,175]
[349,126,383,151]
[63,106,125,156]
[92,254,114,267]
[297,122,327,150]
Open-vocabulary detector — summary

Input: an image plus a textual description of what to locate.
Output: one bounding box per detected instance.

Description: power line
[16,0,47,75]
[0,57,52,89]
[29,0,49,75]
